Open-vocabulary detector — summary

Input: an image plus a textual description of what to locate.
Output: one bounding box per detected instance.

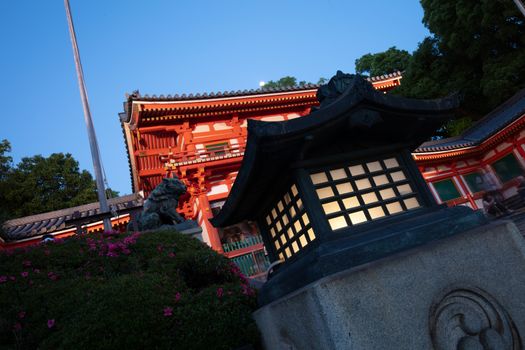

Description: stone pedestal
[254,221,525,349]
[178,225,203,241]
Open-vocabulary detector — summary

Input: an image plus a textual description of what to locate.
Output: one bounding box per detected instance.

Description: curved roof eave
[414,88,525,154]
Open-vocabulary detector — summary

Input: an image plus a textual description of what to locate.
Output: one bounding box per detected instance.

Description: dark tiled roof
[414,137,476,153]
[2,193,144,242]
[125,72,402,102]
[415,88,525,153]
[367,71,403,82]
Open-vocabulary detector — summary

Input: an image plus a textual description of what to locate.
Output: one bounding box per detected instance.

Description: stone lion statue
[134,177,188,231]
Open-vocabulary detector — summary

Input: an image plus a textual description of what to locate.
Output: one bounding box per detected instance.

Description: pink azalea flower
[47,319,55,328]
[216,287,224,298]
[241,284,254,296]
[163,307,173,317]
[19,311,26,319]
[107,243,119,251]
[157,245,163,252]
[123,236,136,245]
[21,272,29,278]
[0,276,7,283]
[22,260,31,267]
[168,252,175,258]
[13,322,22,331]
[9,276,16,281]
[33,268,40,274]
[175,292,181,302]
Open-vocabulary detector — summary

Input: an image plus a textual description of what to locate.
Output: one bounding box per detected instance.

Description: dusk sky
[0,1,430,195]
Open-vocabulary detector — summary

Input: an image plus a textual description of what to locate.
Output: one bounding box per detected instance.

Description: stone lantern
[211,72,525,349]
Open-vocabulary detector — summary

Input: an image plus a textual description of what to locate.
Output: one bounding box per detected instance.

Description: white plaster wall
[261,115,285,122]
[208,184,228,196]
[194,124,210,133]
[213,122,232,130]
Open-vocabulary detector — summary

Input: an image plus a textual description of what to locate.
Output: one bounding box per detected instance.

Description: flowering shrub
[0,230,259,349]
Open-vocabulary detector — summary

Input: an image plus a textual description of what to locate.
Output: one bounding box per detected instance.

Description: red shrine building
[414,89,525,210]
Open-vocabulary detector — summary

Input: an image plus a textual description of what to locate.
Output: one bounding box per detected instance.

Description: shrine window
[491,153,524,183]
[205,142,228,157]
[463,172,486,193]
[310,156,421,231]
[432,178,461,202]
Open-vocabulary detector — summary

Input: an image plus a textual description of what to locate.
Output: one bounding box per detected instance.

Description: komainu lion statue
[134,177,188,231]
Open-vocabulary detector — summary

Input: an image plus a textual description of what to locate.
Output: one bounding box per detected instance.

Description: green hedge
[0,230,259,349]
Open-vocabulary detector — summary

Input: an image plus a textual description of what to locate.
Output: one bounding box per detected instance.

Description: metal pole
[513,0,525,17]
[64,0,112,232]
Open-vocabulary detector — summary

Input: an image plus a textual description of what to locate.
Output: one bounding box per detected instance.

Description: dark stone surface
[173,220,199,232]
[254,220,525,349]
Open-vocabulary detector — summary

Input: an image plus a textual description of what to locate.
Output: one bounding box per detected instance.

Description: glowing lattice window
[265,184,316,261]
[310,157,421,231]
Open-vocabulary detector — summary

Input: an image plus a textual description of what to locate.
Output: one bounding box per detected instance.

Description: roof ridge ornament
[315,71,375,109]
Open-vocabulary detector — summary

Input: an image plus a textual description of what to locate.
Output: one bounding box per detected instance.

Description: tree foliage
[354,46,411,77]
[0,141,118,221]
[0,140,13,231]
[0,139,12,180]
[353,1,525,136]
[396,0,525,117]
[263,76,299,89]
[262,76,327,89]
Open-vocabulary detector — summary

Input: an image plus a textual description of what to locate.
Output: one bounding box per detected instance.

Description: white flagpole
[513,0,525,17]
[64,0,112,232]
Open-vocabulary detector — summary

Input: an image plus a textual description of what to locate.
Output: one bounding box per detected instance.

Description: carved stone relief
[430,288,521,350]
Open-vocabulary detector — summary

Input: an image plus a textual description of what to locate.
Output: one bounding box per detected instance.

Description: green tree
[263,76,298,89]
[397,0,525,117]
[262,76,327,89]
[0,144,118,220]
[0,140,13,232]
[0,139,12,180]
[355,46,411,77]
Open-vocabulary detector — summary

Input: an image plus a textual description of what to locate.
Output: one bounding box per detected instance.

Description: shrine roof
[1,193,144,242]
[414,88,525,154]
[211,72,458,226]
[125,71,402,103]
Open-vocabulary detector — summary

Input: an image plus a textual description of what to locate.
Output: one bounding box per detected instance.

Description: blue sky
[0,1,430,195]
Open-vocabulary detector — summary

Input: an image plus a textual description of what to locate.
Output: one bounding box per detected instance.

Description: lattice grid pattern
[265,184,316,261]
[310,157,421,231]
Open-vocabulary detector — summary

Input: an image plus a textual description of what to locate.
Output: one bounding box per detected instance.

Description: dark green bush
[0,230,259,349]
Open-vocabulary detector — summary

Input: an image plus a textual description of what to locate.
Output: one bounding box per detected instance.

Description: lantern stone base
[253,220,525,350]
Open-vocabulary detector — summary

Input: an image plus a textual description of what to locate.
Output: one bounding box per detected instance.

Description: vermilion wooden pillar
[198,193,223,253]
